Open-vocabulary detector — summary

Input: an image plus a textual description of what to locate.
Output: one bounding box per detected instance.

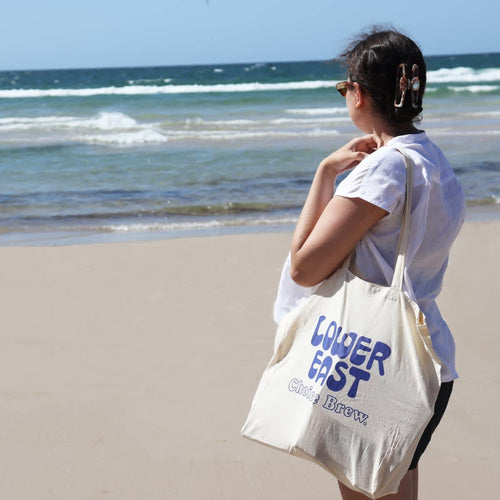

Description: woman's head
[339,27,426,126]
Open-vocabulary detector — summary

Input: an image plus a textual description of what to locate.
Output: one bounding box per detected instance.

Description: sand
[0,220,497,499]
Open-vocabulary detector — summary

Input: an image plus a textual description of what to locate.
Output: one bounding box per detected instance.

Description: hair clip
[394,63,421,109]
[394,63,409,108]
[410,64,420,109]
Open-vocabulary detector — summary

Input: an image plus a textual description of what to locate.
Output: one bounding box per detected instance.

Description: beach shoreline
[0,204,499,248]
[0,219,497,499]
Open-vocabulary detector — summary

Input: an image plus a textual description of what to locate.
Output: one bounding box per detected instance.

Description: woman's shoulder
[339,145,406,188]
[364,145,407,171]
[336,146,407,214]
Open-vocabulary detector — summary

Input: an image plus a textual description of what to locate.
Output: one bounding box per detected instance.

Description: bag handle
[342,148,414,291]
[391,148,414,291]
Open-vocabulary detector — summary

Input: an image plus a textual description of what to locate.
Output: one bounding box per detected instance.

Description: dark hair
[339,27,426,125]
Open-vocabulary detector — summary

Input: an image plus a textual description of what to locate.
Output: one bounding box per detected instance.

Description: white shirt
[274,132,465,382]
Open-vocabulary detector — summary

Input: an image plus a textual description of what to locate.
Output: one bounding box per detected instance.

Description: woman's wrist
[317,158,339,182]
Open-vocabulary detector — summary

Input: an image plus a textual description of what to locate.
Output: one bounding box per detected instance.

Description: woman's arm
[290,135,387,287]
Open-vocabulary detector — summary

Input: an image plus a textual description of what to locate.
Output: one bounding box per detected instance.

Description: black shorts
[408,381,454,470]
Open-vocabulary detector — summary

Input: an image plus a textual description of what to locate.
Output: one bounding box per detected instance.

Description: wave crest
[0,66,498,99]
[0,80,338,99]
[427,67,500,83]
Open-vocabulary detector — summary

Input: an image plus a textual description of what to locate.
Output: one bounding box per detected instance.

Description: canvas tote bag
[241,150,442,499]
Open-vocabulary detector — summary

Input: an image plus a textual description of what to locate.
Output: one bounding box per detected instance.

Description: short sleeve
[335,147,407,214]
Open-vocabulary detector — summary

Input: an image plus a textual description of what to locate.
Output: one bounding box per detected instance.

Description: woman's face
[345,81,362,129]
[346,81,374,135]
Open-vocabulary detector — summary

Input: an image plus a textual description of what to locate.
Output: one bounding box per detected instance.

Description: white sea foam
[104,215,299,233]
[127,78,172,85]
[244,63,267,72]
[90,111,138,129]
[188,116,349,127]
[466,110,500,117]
[191,118,255,126]
[0,115,78,131]
[428,67,500,83]
[425,129,500,136]
[0,80,338,99]
[0,112,138,132]
[161,128,337,142]
[0,109,340,146]
[268,117,349,125]
[0,111,166,146]
[83,129,167,145]
[107,220,224,232]
[448,85,499,93]
[285,107,348,115]
[1,66,499,100]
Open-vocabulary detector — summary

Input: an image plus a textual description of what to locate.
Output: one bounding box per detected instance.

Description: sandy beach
[0,220,498,499]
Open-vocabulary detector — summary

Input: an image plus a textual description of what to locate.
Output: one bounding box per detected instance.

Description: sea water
[0,54,499,245]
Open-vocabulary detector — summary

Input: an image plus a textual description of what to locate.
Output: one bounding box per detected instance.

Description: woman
[273,28,465,499]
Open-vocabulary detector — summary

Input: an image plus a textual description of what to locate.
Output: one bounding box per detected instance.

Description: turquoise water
[0,54,499,244]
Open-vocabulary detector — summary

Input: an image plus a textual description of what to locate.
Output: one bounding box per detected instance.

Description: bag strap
[342,147,414,291]
[391,148,414,291]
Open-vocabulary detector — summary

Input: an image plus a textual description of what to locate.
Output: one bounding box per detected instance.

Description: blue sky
[1,0,498,70]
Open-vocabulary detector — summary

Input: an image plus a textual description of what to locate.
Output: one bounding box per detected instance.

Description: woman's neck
[372,123,421,146]
[354,94,423,146]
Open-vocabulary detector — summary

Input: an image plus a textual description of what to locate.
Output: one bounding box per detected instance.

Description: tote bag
[241,150,442,499]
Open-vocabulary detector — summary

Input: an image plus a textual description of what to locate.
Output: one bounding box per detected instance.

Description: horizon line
[0,50,499,74]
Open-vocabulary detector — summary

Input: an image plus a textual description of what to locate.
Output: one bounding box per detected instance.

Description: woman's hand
[289,134,386,287]
[320,134,382,175]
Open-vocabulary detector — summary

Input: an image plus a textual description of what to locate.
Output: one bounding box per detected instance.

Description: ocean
[0,53,499,245]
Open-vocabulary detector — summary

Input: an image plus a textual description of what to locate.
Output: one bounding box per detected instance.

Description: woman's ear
[352,82,364,109]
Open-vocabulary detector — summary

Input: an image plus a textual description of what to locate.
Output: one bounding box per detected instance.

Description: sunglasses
[336,81,353,97]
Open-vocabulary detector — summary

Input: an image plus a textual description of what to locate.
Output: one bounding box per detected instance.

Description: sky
[0,0,498,71]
